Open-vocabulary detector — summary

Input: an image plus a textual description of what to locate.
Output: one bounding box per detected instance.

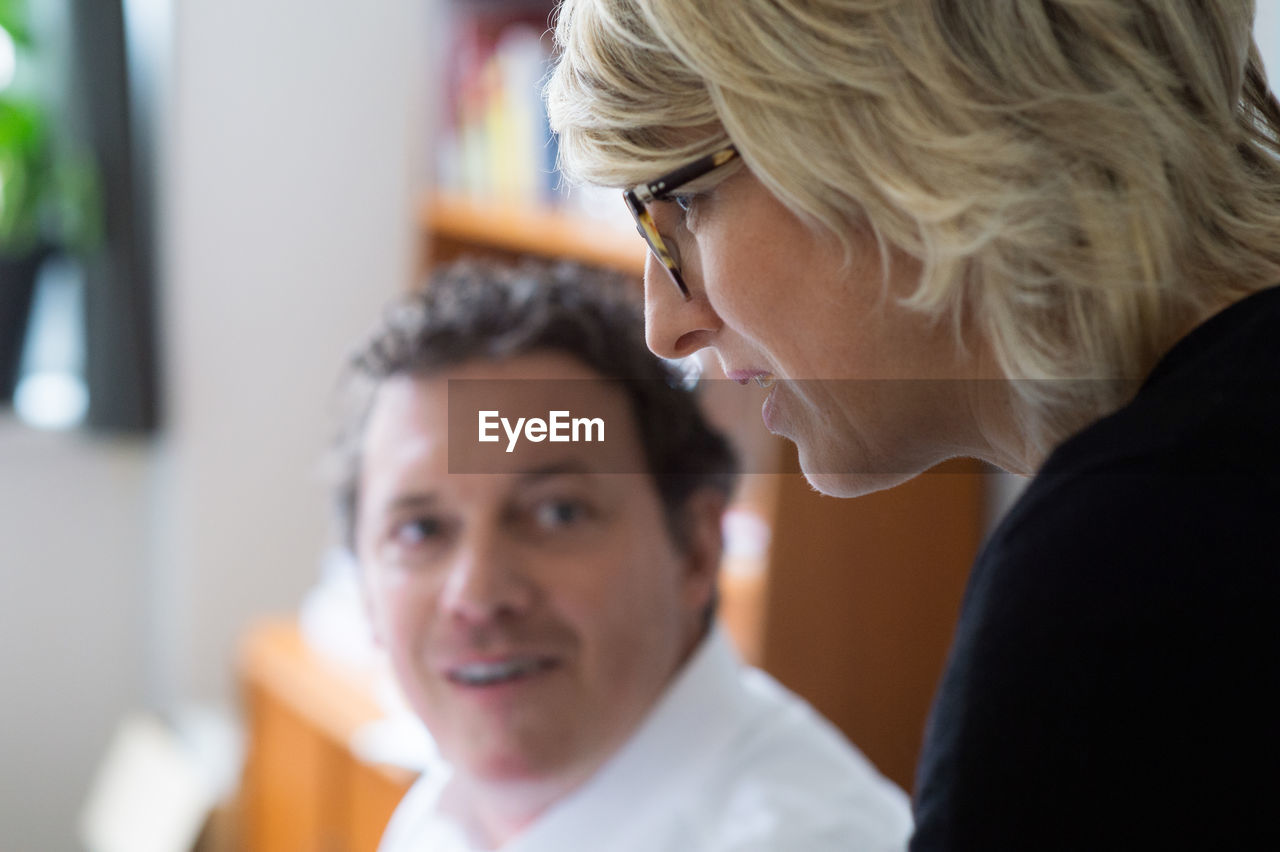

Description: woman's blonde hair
[546,0,1280,452]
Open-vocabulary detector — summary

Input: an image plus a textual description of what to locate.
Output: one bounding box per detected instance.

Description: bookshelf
[415,0,985,794]
[421,192,643,274]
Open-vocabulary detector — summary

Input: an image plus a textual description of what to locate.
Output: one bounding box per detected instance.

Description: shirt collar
[491,625,750,851]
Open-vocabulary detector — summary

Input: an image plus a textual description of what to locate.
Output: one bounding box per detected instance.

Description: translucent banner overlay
[445,377,1276,475]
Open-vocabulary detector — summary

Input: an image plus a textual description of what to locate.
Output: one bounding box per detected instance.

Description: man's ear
[680,488,727,612]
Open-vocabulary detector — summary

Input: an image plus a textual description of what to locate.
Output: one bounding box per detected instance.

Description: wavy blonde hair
[546,0,1280,453]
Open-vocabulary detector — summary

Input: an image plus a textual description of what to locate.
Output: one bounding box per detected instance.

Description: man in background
[332,260,911,851]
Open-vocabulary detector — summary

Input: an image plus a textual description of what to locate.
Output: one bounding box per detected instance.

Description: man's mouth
[446,656,559,687]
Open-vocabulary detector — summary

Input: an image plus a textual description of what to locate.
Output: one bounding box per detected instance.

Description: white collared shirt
[378,627,912,851]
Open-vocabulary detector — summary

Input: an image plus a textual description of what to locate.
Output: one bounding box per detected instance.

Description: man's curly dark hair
[330,258,738,553]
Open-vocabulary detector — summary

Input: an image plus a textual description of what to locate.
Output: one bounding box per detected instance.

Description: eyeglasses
[623,145,739,298]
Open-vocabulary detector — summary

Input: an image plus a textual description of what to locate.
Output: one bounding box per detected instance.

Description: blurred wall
[0,427,150,851]
[153,0,429,709]
[1261,2,1280,81]
[0,0,430,848]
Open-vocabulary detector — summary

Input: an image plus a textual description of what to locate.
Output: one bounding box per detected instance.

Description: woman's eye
[673,194,696,212]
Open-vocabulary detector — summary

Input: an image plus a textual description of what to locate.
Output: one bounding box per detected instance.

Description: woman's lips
[727,369,782,429]
[727,369,776,388]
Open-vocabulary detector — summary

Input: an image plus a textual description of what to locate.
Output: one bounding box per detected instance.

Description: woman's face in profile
[643,168,995,496]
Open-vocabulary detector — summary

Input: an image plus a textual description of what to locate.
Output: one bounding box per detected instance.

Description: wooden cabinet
[238,620,416,852]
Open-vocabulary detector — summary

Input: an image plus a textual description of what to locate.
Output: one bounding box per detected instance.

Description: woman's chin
[801,469,919,498]
[797,442,921,497]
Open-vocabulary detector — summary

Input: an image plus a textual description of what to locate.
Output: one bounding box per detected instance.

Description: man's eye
[394,516,446,546]
[672,194,696,212]
[532,499,590,530]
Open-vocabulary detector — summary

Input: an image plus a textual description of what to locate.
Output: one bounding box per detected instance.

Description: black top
[911,286,1280,851]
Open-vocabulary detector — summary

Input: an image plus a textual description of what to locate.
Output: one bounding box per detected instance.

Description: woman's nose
[643,253,721,360]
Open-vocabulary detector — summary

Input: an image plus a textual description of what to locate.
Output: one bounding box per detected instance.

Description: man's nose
[439,536,534,624]
[643,253,721,360]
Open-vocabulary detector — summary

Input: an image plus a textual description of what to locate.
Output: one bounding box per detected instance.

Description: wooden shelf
[238,620,416,852]
[239,620,391,752]
[421,192,646,277]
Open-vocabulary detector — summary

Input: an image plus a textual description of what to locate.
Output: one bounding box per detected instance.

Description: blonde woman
[547,1,1280,848]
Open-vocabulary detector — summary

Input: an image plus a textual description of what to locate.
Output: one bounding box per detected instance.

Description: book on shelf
[434,1,630,232]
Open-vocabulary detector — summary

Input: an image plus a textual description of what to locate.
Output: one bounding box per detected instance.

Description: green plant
[0,96,49,252]
[0,0,102,405]
[0,0,100,257]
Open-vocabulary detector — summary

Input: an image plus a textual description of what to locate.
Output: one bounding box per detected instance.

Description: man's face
[356,352,719,789]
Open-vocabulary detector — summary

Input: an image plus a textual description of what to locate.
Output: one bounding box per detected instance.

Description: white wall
[1259,2,1280,81]
[0,1,430,848]
[0,425,151,851]
[157,0,430,706]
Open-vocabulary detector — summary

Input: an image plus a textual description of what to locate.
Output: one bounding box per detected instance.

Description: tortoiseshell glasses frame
[622,145,739,298]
